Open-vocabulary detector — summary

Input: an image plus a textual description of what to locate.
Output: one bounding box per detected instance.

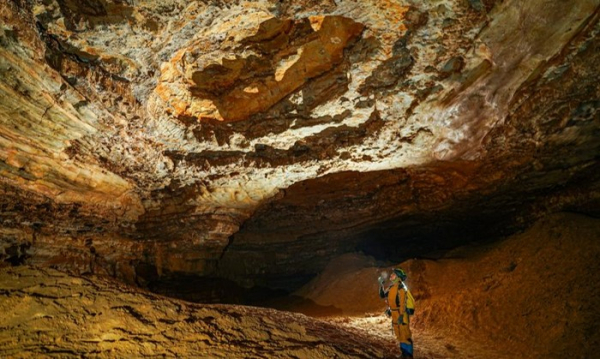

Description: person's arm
[378,275,387,298]
[379,284,387,298]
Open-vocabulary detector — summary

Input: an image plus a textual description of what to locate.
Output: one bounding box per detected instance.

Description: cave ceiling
[0,0,599,289]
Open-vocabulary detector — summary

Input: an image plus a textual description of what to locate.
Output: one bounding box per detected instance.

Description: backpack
[406,288,415,315]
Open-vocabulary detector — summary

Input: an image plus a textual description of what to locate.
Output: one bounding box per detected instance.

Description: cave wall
[0,0,599,290]
[406,213,600,357]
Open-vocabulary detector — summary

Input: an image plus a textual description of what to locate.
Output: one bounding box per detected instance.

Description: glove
[378,276,385,285]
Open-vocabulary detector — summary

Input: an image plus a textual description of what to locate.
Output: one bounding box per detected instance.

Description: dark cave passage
[355,218,496,263]
[143,208,523,311]
[146,273,345,317]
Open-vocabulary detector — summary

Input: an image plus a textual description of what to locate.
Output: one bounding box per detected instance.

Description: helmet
[393,268,407,281]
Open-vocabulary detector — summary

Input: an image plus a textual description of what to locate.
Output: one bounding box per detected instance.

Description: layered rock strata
[0,0,599,289]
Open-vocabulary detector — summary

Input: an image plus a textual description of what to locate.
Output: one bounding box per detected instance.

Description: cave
[1,0,600,357]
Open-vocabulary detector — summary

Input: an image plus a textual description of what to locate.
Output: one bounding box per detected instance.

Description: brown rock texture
[0,0,599,290]
[0,265,397,358]
[181,16,364,122]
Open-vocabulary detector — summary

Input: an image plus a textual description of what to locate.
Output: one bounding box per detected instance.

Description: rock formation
[0,265,396,358]
[1,0,599,293]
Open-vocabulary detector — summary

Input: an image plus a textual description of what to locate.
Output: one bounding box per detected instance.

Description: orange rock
[156,16,363,123]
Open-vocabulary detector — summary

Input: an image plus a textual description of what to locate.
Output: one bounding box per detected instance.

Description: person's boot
[400,349,414,358]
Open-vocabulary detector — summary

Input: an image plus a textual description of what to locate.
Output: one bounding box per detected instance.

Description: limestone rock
[0,0,599,288]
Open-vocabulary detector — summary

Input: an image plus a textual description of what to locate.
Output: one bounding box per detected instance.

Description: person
[379,268,414,358]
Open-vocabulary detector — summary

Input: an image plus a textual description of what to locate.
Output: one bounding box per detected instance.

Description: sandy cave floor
[324,314,510,359]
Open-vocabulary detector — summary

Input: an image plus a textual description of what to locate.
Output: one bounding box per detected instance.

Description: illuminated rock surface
[0,265,395,358]
[1,0,599,297]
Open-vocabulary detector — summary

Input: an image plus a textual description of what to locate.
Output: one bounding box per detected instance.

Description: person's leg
[391,311,407,356]
[398,324,413,358]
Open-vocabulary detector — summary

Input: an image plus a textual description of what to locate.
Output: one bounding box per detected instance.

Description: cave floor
[0,265,511,358]
[324,315,510,359]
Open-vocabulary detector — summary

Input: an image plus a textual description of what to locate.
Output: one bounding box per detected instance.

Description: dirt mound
[293,253,386,315]
[0,266,398,358]
[295,212,600,358]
